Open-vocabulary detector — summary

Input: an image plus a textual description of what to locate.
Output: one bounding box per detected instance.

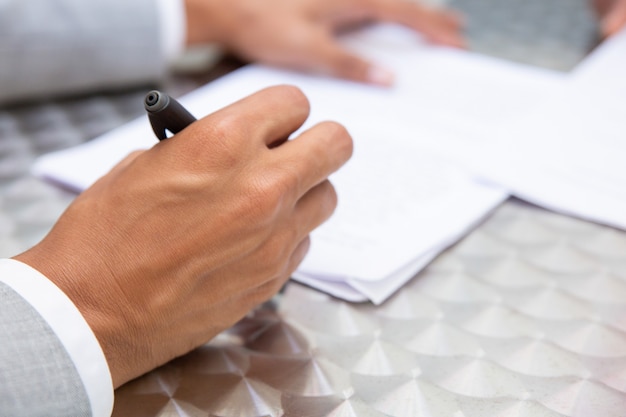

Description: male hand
[593,0,626,36]
[14,85,353,388]
[185,0,464,86]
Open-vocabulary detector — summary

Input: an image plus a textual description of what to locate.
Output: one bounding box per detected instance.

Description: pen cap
[145,90,197,140]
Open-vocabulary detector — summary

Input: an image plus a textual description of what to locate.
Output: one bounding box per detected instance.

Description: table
[2,0,623,415]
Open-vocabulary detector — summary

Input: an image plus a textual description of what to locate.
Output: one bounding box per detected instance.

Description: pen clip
[147,113,169,141]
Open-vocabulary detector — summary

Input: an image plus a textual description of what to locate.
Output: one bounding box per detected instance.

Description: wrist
[13,241,132,388]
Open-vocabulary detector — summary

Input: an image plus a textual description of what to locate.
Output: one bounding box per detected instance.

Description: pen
[144,90,197,140]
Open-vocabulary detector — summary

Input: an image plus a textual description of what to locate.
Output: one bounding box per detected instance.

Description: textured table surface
[1,0,620,416]
[110,201,626,417]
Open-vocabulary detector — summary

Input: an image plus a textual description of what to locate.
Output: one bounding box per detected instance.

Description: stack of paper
[572,27,626,86]
[445,28,626,232]
[33,25,569,303]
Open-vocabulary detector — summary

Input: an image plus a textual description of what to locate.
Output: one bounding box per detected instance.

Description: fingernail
[602,16,620,36]
[455,36,468,49]
[367,66,395,86]
[602,7,626,36]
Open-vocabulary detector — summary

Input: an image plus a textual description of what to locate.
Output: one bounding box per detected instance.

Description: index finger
[189,85,312,149]
[272,121,354,200]
[367,0,466,48]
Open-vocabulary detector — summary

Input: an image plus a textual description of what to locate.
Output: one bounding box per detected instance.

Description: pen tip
[145,91,160,107]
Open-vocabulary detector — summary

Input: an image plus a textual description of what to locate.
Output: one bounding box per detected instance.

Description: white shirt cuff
[156,0,187,64]
[0,259,113,417]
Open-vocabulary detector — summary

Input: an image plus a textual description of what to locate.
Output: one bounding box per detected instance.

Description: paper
[296,124,504,281]
[36,24,576,303]
[293,247,440,304]
[462,84,626,230]
[447,26,626,231]
[572,27,626,89]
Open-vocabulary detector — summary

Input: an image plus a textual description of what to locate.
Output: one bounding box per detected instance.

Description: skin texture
[14,85,353,388]
[594,0,626,35]
[184,0,465,86]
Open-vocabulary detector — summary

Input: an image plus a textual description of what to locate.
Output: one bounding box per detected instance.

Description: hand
[184,0,464,86]
[14,85,353,388]
[593,0,626,36]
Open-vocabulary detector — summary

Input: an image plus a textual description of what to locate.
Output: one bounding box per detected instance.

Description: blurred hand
[593,0,626,36]
[185,0,464,86]
[14,85,353,388]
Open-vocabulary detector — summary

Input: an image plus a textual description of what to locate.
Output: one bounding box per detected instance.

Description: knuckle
[249,228,300,284]
[228,170,291,230]
[207,112,240,136]
[335,54,370,80]
[248,169,294,211]
[256,237,291,275]
[182,115,246,172]
[251,175,283,204]
[206,119,243,163]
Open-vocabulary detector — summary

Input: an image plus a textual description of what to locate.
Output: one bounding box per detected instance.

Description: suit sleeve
[0,259,113,417]
[0,0,166,104]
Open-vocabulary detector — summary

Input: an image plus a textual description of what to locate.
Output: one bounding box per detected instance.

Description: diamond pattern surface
[103,199,626,416]
[448,0,600,70]
[0,0,617,415]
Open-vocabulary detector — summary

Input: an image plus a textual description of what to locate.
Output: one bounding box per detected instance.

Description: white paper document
[464,84,626,230]
[418,25,626,233]
[34,25,575,303]
[572,27,626,89]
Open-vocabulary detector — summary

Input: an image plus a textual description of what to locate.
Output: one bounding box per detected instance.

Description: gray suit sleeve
[0,282,92,417]
[0,0,166,104]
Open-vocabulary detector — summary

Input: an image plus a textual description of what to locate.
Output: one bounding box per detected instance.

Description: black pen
[144,90,197,140]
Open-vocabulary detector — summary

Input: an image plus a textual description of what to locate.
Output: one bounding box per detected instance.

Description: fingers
[290,236,312,273]
[593,0,614,16]
[238,236,312,306]
[268,235,312,293]
[603,0,626,35]
[293,180,339,238]
[371,0,465,48]
[307,30,396,85]
[243,185,335,305]
[263,236,312,291]
[194,85,311,148]
[273,120,353,199]
[300,0,464,86]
